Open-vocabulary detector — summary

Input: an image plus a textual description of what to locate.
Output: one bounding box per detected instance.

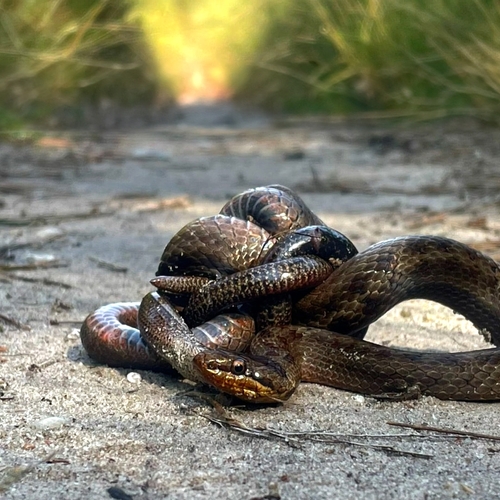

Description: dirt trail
[1,105,500,499]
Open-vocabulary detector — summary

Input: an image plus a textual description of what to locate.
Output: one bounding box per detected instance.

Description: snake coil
[80,185,500,403]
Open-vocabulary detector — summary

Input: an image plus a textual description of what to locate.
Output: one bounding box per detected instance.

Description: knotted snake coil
[80,185,500,403]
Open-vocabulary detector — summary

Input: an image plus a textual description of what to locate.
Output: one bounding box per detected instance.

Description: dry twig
[0,260,68,271]
[0,313,30,331]
[0,209,115,227]
[88,256,128,273]
[49,319,83,326]
[0,231,65,258]
[0,273,72,288]
[197,402,433,459]
[387,421,500,441]
[0,451,57,493]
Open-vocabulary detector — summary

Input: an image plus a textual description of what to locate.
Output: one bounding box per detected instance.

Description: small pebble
[126,372,141,384]
[352,394,366,404]
[66,329,81,341]
[107,486,134,500]
[283,149,305,160]
[25,253,58,264]
[35,227,65,239]
[33,416,69,430]
[400,308,412,318]
[132,148,171,161]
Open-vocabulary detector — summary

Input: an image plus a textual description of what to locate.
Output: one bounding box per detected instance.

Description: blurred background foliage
[0,0,161,129]
[1,0,500,128]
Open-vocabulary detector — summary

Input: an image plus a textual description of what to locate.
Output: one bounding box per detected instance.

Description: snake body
[80,184,500,403]
[81,185,343,379]
[156,215,273,279]
[192,236,500,402]
[220,184,324,234]
[195,325,500,403]
[80,294,255,376]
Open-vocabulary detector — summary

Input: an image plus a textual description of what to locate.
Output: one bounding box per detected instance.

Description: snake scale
[80,185,500,403]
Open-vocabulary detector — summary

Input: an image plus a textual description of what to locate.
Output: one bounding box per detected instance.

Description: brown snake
[193,235,500,402]
[81,186,325,378]
[80,185,500,403]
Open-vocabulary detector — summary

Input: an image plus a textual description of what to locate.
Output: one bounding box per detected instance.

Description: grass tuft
[0,0,161,128]
[2,0,500,127]
[235,0,500,122]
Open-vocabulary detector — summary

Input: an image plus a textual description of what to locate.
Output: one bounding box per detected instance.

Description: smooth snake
[80,185,500,402]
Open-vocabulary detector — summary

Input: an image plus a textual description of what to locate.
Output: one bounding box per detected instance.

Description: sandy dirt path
[2,106,500,499]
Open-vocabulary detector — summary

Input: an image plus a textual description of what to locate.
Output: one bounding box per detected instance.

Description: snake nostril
[206,359,219,371]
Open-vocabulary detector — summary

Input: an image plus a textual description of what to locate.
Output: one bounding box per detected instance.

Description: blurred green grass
[2,0,500,128]
[237,0,500,121]
[0,0,161,129]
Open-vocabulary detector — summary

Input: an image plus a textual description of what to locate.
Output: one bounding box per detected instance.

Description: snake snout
[193,351,297,403]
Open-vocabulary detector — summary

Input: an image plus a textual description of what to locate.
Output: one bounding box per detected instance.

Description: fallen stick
[0,209,115,227]
[387,421,500,441]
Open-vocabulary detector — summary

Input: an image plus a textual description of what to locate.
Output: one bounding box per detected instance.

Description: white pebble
[352,394,366,404]
[66,329,81,341]
[132,148,170,161]
[25,253,58,264]
[35,227,65,239]
[127,372,142,384]
[34,416,69,430]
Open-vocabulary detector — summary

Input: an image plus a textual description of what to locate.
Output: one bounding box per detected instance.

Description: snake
[80,185,500,403]
[81,186,339,377]
[80,297,255,379]
[192,235,500,402]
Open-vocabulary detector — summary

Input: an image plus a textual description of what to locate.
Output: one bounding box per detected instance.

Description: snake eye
[231,359,246,375]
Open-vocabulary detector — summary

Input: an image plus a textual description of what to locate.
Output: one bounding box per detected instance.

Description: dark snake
[80,185,500,403]
[81,186,329,381]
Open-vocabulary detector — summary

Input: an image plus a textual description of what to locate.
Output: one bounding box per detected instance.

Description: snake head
[193,350,297,404]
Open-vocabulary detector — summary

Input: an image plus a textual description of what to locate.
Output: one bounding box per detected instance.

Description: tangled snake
[80,185,500,403]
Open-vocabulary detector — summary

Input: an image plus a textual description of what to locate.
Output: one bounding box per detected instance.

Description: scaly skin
[80,294,255,377]
[193,236,500,402]
[80,185,500,403]
[194,325,500,403]
[156,215,274,278]
[294,235,500,337]
[80,185,338,379]
[220,184,323,235]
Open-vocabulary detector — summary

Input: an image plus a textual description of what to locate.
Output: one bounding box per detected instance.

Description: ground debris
[88,256,128,273]
[107,486,135,500]
[195,398,433,459]
[387,421,500,441]
[0,208,115,227]
[0,313,30,331]
[0,259,68,271]
[0,273,73,289]
[109,194,192,213]
[0,451,57,493]
[0,227,65,259]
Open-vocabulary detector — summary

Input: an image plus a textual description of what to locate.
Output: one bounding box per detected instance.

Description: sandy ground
[2,105,500,499]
